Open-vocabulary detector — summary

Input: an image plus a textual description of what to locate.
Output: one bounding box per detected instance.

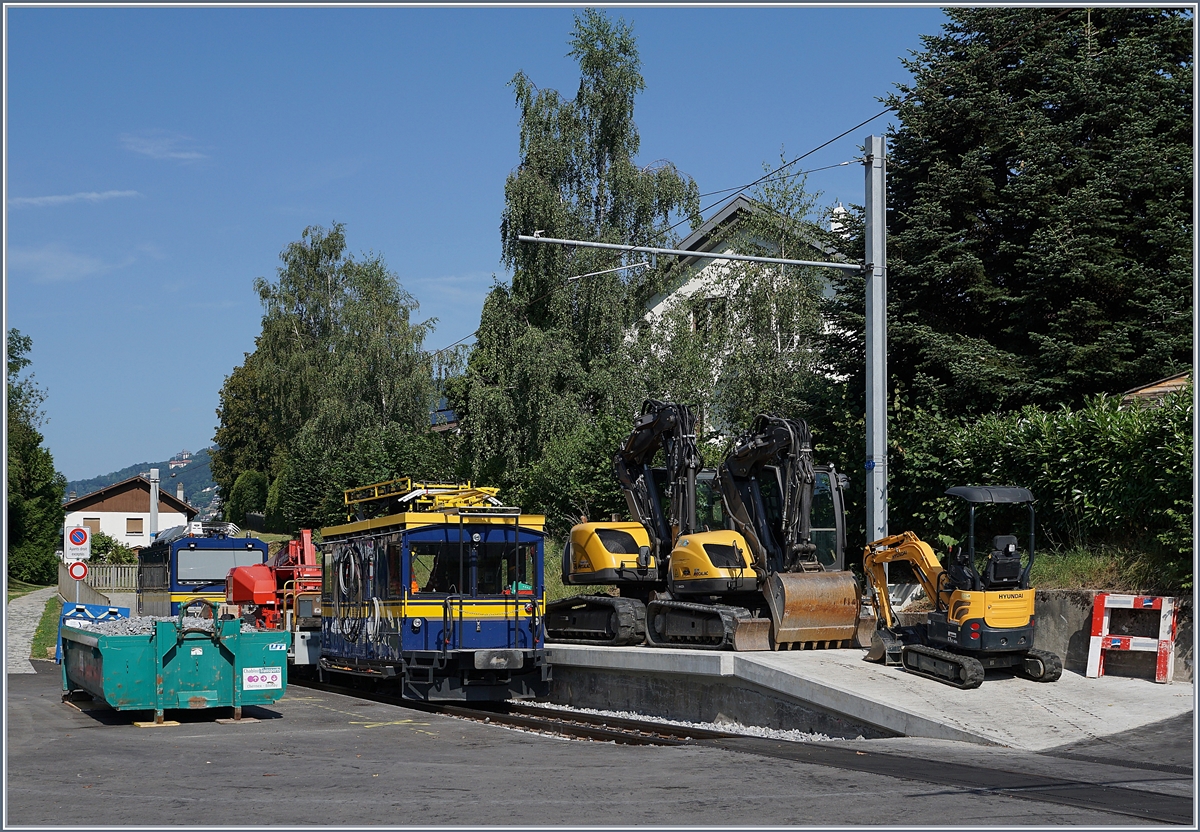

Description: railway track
[293,676,737,745]
[292,677,1193,825]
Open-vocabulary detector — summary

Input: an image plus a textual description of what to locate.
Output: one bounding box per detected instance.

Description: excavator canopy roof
[945,486,1034,504]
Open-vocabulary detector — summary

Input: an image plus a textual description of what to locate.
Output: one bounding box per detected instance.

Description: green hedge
[888,386,1192,582]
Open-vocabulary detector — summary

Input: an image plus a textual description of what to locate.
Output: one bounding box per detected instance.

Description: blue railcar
[138,522,269,616]
[317,481,550,701]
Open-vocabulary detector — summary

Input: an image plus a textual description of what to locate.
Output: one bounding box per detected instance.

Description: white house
[642,194,850,328]
[63,475,197,549]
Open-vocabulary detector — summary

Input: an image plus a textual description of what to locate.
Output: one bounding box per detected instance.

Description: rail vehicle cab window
[409,536,537,596]
[387,542,404,597]
[322,549,335,601]
[812,472,838,569]
[479,542,536,595]
[175,547,264,584]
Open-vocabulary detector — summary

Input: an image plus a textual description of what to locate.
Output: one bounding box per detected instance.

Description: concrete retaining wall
[1034,590,1193,683]
[550,666,896,740]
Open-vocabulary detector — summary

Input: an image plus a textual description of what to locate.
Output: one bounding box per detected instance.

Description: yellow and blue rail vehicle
[317,479,551,701]
[138,522,269,616]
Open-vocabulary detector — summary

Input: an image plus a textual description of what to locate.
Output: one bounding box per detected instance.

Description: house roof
[62,475,198,519]
[1121,371,1191,404]
[671,195,848,270]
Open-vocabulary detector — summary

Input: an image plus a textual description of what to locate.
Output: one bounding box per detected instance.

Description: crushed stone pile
[64,616,258,635]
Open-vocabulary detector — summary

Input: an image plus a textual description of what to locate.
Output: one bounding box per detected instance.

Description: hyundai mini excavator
[660,414,863,650]
[862,486,1062,689]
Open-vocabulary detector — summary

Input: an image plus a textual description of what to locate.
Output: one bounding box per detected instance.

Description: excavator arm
[719,414,816,576]
[613,399,701,561]
[862,531,948,631]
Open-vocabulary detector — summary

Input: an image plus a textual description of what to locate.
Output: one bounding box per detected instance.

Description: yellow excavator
[544,399,700,646]
[863,486,1062,689]
[546,403,862,651]
[655,414,862,650]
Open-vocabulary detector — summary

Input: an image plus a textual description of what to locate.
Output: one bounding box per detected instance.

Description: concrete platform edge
[547,644,998,746]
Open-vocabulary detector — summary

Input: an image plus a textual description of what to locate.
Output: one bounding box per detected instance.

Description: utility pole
[864,135,888,543]
[149,468,160,539]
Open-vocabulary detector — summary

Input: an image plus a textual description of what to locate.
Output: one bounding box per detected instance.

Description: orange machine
[227,530,323,664]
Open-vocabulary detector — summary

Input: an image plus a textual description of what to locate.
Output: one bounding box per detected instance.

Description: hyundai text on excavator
[862,486,1062,689]
[545,401,863,651]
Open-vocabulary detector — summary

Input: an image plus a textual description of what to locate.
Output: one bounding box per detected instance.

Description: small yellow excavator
[863,486,1062,689]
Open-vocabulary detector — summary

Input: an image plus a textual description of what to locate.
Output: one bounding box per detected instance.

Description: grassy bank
[30,596,63,661]
[7,580,49,604]
[1029,546,1188,596]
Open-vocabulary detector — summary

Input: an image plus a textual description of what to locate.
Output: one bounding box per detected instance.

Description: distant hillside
[65,447,221,519]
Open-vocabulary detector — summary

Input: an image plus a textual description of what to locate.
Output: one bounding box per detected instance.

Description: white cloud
[8,190,140,208]
[120,131,207,161]
[7,244,136,283]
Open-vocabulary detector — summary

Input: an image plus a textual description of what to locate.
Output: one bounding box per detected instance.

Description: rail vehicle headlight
[524,603,534,614]
[472,533,481,543]
[411,618,424,633]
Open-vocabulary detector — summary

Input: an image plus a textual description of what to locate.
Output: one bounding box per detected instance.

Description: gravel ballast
[64,616,258,635]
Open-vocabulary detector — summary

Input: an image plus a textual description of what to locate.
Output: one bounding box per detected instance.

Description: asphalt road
[6,661,1192,827]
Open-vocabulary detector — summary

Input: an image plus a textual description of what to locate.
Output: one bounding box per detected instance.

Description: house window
[83,518,101,536]
[127,517,144,536]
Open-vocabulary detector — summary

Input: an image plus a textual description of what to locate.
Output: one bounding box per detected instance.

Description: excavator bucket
[864,629,888,662]
[729,617,772,652]
[763,571,861,648]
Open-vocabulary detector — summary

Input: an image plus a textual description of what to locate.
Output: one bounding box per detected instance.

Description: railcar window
[176,549,263,584]
[409,538,536,596]
[322,550,334,601]
[410,542,454,594]
[478,542,536,595]
[387,542,404,597]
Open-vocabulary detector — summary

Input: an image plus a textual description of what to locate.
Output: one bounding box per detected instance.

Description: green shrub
[888,386,1193,586]
[226,470,269,526]
[91,531,136,565]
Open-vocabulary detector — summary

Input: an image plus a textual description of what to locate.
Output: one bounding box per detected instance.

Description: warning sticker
[242,667,283,690]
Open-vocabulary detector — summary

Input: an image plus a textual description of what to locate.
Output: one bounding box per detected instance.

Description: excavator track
[900,644,985,690]
[544,595,646,646]
[645,600,771,651]
[1019,648,1063,683]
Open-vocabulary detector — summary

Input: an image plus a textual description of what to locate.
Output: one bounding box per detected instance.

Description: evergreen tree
[7,329,67,583]
[883,8,1192,413]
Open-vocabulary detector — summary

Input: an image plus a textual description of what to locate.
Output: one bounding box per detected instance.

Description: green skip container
[61,607,291,724]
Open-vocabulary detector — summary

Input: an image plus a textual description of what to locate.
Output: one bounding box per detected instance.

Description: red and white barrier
[1085,593,1178,684]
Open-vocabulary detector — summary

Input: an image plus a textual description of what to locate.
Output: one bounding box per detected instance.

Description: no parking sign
[64,525,91,562]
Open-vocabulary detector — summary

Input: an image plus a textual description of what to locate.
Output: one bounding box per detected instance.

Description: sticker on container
[242,667,283,690]
[269,642,287,651]
[191,647,203,656]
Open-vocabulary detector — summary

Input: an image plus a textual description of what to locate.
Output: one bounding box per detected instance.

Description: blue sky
[4,5,948,482]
